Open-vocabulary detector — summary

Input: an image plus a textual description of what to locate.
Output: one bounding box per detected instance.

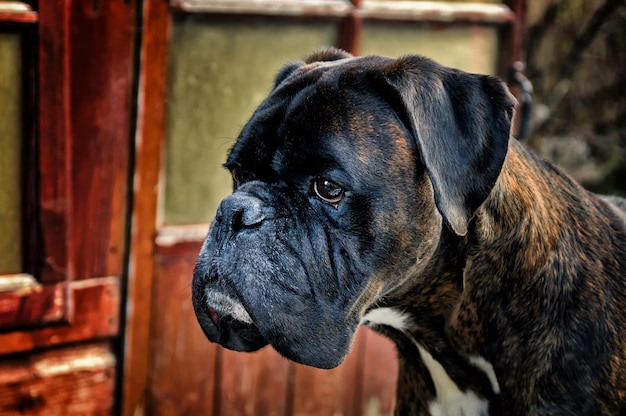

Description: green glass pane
[361,22,498,75]
[0,33,22,274]
[164,16,337,225]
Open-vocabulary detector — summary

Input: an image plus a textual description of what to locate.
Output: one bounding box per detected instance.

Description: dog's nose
[216,193,266,231]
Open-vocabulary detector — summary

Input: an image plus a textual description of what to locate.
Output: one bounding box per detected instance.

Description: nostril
[230,208,244,231]
[221,194,266,231]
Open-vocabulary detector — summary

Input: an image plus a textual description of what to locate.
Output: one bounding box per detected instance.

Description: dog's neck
[372,139,623,414]
[449,137,626,358]
[471,139,611,278]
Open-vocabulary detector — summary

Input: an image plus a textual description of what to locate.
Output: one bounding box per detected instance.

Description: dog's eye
[313,178,344,205]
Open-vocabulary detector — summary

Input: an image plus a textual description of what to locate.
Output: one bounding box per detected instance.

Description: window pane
[0,33,22,274]
[163,15,337,225]
[361,22,498,75]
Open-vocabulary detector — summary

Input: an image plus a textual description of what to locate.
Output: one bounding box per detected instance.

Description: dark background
[525,0,626,196]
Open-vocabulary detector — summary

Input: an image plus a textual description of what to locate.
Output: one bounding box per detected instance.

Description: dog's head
[192,48,515,369]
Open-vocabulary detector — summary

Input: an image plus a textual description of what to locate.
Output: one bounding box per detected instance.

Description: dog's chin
[194,300,353,369]
[194,301,268,353]
[193,285,355,369]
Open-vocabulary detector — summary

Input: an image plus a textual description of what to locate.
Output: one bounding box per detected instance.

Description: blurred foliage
[524,0,626,195]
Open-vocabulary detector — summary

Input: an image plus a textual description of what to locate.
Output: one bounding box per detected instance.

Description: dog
[192,48,626,415]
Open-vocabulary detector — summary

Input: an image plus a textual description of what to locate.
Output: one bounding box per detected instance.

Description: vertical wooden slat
[22,15,40,279]
[338,13,361,55]
[497,0,527,138]
[338,0,362,55]
[147,251,219,416]
[37,0,72,284]
[498,0,527,78]
[219,348,291,416]
[121,0,171,414]
[359,329,398,416]
[69,0,135,280]
[291,328,367,416]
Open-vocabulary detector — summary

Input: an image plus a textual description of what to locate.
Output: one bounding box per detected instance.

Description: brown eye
[313,178,345,205]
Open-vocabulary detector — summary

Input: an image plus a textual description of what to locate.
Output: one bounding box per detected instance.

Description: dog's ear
[303,47,352,64]
[274,48,353,87]
[274,62,303,87]
[380,56,516,236]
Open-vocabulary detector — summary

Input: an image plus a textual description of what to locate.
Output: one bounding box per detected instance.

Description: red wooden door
[0,1,136,414]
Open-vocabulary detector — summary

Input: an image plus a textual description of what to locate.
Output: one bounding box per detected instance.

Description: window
[0,2,71,330]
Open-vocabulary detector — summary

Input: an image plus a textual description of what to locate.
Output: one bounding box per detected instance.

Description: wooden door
[0,1,136,414]
[122,1,527,415]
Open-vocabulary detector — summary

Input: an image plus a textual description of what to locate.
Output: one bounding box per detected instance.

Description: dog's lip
[203,290,255,324]
[194,293,268,350]
[206,306,220,327]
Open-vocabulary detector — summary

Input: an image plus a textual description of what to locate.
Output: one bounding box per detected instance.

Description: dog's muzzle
[192,185,361,369]
[192,193,270,353]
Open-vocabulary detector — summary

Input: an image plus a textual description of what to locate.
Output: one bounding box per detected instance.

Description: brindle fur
[192,48,626,415]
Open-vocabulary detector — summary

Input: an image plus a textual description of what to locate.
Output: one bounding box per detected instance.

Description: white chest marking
[361,308,494,416]
[417,345,489,416]
[361,307,412,331]
[469,355,500,394]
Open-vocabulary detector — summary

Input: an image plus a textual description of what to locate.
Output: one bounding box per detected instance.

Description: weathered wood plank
[0,274,64,328]
[0,277,120,355]
[0,2,37,23]
[121,0,172,414]
[218,348,291,416]
[69,0,135,279]
[38,0,71,284]
[360,328,398,416]
[358,1,514,23]
[0,342,116,416]
[497,0,527,77]
[146,253,219,416]
[291,328,367,416]
[170,0,352,17]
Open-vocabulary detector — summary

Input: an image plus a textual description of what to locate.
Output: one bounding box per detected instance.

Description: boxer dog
[192,48,626,415]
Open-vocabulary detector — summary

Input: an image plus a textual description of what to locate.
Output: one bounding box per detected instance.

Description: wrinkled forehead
[273,79,413,180]
[227,54,414,179]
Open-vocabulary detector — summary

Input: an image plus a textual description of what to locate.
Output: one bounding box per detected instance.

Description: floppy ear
[274,47,353,87]
[274,62,304,87]
[381,56,516,236]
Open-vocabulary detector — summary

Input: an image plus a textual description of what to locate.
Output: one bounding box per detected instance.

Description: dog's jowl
[192,48,626,415]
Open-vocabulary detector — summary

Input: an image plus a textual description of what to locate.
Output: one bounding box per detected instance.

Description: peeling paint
[155,224,210,246]
[34,352,115,377]
[0,274,41,294]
